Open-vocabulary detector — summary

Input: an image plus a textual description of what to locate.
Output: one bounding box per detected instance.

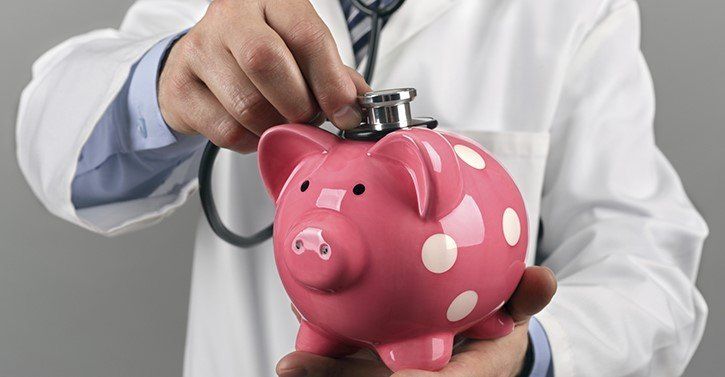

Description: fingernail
[332,105,362,130]
[277,367,307,377]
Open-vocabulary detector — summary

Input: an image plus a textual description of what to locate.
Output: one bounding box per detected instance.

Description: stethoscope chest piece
[342,88,438,141]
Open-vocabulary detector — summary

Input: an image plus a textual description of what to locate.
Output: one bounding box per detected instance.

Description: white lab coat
[16,0,709,376]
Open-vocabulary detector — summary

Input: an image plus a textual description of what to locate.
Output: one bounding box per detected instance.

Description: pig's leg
[375,332,453,372]
[463,309,514,339]
[295,320,358,358]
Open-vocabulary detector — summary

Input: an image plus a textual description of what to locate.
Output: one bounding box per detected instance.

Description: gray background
[0,1,722,376]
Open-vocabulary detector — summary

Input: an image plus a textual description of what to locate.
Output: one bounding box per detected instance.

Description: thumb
[507,266,557,324]
[346,66,373,95]
[311,67,370,130]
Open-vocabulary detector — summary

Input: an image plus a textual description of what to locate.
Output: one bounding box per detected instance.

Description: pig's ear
[367,129,464,219]
[258,124,338,201]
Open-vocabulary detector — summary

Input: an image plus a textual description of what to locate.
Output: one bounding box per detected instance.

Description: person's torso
[184,1,605,375]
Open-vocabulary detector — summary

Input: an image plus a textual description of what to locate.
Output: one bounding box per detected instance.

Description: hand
[276,266,557,377]
[159,0,371,153]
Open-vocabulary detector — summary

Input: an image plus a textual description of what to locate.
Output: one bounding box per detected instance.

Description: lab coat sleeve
[16,0,209,236]
[534,1,709,376]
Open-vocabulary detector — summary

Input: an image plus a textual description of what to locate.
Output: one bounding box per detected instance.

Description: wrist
[127,31,194,151]
[157,32,196,136]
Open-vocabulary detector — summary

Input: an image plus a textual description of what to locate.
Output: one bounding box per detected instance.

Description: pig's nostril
[294,240,303,251]
[320,244,330,256]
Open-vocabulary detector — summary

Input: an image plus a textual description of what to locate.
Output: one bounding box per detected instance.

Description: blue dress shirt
[71,29,554,377]
[528,317,554,377]
[71,33,205,209]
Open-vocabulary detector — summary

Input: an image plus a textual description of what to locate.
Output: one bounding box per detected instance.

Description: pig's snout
[291,228,332,260]
[283,216,367,292]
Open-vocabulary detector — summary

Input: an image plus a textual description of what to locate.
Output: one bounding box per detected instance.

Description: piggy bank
[257,121,528,372]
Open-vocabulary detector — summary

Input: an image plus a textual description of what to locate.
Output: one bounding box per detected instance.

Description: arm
[71,32,205,210]
[16,0,209,235]
[535,1,708,375]
[17,0,369,236]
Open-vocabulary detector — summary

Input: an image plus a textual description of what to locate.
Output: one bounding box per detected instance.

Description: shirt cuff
[527,317,554,377]
[127,32,189,151]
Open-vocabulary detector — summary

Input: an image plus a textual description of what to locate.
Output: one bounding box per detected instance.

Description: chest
[318,0,582,135]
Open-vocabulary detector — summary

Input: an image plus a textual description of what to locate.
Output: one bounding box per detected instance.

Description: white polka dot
[447,290,478,322]
[502,208,521,246]
[454,144,486,170]
[421,234,458,274]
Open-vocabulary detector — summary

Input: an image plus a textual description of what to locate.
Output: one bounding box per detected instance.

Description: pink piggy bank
[258,124,528,372]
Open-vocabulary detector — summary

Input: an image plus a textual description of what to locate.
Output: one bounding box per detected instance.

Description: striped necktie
[339,0,394,66]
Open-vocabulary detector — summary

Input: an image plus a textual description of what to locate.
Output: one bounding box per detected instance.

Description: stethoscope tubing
[351,0,406,81]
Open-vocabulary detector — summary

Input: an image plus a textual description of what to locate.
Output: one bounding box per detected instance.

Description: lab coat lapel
[312,0,460,73]
[309,0,356,67]
[377,0,459,61]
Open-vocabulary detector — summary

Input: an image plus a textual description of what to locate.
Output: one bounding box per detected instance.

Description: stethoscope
[199,0,440,248]
[350,0,407,83]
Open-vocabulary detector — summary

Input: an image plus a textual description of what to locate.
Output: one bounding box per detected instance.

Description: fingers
[391,370,438,377]
[507,266,557,324]
[392,326,531,377]
[159,0,372,152]
[346,66,373,95]
[186,37,287,135]
[277,351,392,377]
[266,0,363,129]
[208,1,319,125]
[160,67,258,153]
[224,27,319,124]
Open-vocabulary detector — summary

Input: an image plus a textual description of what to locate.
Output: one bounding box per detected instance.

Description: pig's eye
[300,180,310,192]
[353,183,365,196]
